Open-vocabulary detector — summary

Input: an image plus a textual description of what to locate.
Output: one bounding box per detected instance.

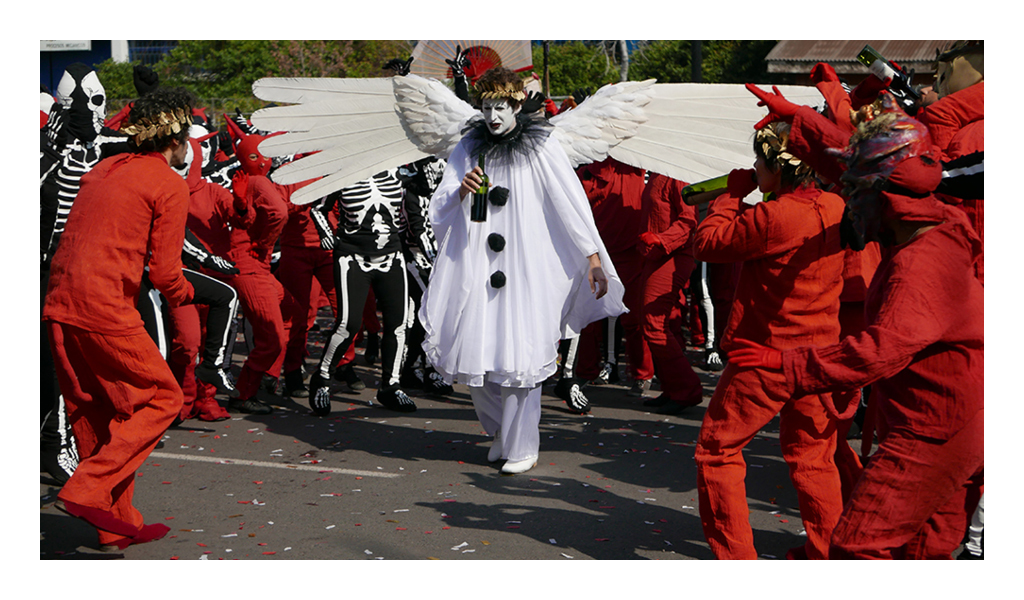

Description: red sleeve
[783,234,962,396]
[693,194,791,263]
[788,106,850,186]
[657,179,697,255]
[248,178,289,260]
[146,177,194,306]
[814,79,855,135]
[915,82,984,154]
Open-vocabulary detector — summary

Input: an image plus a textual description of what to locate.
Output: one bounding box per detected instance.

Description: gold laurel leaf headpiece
[478,81,526,102]
[122,108,193,144]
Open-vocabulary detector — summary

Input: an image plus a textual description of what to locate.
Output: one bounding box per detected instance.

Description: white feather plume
[549,79,655,167]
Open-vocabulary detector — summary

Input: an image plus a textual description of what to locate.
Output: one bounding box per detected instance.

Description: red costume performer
[637,173,703,411]
[42,89,196,550]
[223,134,301,411]
[169,138,243,422]
[276,198,341,396]
[575,158,654,386]
[730,101,983,558]
[692,122,846,560]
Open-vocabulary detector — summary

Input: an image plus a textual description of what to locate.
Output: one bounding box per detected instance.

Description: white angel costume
[421,115,626,461]
[247,69,821,465]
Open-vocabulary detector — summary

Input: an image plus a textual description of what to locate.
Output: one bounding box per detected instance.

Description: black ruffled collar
[462,112,553,165]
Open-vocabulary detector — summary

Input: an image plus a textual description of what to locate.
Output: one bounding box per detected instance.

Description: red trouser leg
[167,303,201,420]
[277,246,337,373]
[614,248,654,380]
[696,365,842,559]
[834,300,867,502]
[48,321,182,546]
[829,409,984,559]
[231,270,288,399]
[641,255,702,404]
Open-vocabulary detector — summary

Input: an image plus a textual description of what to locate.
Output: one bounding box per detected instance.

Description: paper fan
[410,40,533,83]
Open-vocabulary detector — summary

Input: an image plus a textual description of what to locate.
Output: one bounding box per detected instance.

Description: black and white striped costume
[309,169,412,408]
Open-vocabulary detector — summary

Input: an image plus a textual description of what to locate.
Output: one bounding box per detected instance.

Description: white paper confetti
[451,542,468,551]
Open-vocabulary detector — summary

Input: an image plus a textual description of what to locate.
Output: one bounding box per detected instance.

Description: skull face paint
[481,98,520,137]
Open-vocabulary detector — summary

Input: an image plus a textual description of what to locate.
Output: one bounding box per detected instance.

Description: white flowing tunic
[421,130,627,388]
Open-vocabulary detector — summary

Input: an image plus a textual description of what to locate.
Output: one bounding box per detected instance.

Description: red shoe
[99,523,171,551]
[54,498,140,538]
[194,396,230,421]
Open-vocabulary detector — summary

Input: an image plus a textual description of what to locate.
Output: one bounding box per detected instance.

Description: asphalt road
[40,332,832,561]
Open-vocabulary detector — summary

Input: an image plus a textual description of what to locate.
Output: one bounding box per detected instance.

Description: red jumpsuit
[782,205,983,559]
[276,202,340,375]
[693,182,846,559]
[575,158,654,381]
[915,81,984,284]
[225,175,298,400]
[43,152,194,547]
[638,173,703,406]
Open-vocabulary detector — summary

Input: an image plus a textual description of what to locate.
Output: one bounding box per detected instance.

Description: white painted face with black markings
[481,98,519,137]
[56,67,106,132]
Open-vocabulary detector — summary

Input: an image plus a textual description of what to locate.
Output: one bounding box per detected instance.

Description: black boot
[422,367,453,397]
[195,362,240,398]
[334,364,366,391]
[376,385,417,412]
[284,369,309,398]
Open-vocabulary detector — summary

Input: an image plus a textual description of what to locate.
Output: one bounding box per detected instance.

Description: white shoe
[500,456,538,475]
[487,431,503,463]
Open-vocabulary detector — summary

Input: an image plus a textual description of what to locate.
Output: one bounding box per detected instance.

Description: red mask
[236,134,271,176]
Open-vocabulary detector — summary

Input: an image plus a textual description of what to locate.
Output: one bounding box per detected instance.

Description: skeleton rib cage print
[320,170,408,258]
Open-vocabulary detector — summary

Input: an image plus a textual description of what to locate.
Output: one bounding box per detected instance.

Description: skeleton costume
[396,156,453,396]
[421,72,626,473]
[308,169,416,415]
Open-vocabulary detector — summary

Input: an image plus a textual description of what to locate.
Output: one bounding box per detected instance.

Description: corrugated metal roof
[766,40,958,64]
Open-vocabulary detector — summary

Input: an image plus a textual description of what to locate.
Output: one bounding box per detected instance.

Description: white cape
[421,132,626,388]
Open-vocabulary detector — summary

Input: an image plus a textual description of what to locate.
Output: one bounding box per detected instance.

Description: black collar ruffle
[462,113,553,165]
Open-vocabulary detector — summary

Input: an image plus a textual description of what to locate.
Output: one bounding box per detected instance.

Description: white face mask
[481,98,519,137]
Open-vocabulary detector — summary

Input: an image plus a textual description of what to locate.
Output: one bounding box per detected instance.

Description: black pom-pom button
[489,186,509,206]
[490,271,506,289]
[487,233,506,252]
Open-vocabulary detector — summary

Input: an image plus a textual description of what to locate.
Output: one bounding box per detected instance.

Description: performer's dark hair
[473,67,525,110]
[126,87,197,153]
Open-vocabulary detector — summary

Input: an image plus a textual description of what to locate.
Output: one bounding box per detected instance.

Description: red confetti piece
[197,543,207,547]
[779,519,789,523]
[424,531,433,534]
[595,538,610,542]
[170,556,179,560]
[258,543,267,546]
[507,526,520,529]
[652,529,662,533]
[165,517,174,520]
[253,481,263,485]
[442,526,451,530]
[396,527,407,531]
[262,551,276,555]
[162,481,172,485]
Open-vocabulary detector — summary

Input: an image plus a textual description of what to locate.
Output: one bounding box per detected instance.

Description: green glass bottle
[471,153,489,222]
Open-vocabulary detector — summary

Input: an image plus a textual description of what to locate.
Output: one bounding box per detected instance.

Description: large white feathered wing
[392,74,479,159]
[548,79,656,168]
[251,75,475,205]
[607,83,822,183]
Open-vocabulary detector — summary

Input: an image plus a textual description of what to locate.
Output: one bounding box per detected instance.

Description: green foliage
[530,41,621,97]
[630,40,778,84]
[268,40,412,78]
[93,58,138,114]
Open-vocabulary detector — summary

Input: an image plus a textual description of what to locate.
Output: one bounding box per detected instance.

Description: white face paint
[481,98,519,137]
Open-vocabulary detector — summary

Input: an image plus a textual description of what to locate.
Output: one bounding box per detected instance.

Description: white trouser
[965,493,984,555]
[470,381,541,463]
